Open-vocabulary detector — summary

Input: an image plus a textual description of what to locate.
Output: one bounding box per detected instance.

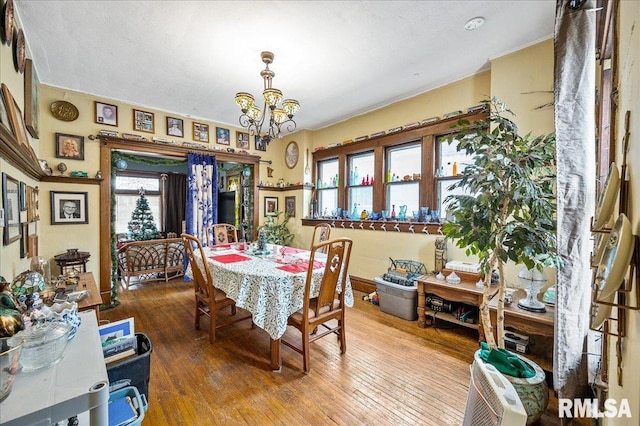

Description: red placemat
[210,243,232,249]
[277,261,325,274]
[210,253,251,263]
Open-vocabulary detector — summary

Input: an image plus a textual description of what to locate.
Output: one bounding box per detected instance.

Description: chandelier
[235,51,300,146]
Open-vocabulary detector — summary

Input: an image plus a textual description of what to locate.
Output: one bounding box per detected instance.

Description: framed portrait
[264,196,278,217]
[285,141,299,169]
[216,127,230,145]
[95,101,118,126]
[236,131,249,149]
[26,185,39,222]
[50,191,88,225]
[285,196,296,217]
[167,117,184,137]
[2,172,20,245]
[193,122,209,142]
[55,133,84,160]
[133,109,154,133]
[19,181,26,211]
[255,135,266,152]
[24,58,39,138]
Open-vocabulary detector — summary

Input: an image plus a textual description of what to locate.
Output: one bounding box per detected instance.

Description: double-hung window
[317,158,339,217]
[347,152,374,217]
[114,172,163,234]
[386,143,421,217]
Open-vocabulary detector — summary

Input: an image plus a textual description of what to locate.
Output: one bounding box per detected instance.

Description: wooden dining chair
[281,237,353,373]
[310,223,332,253]
[205,223,238,246]
[181,233,252,343]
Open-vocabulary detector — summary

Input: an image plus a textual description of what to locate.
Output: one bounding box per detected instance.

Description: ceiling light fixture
[235,51,300,146]
[464,16,485,31]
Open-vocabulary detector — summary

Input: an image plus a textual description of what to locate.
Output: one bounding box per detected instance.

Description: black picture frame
[255,135,266,152]
[55,133,85,160]
[95,101,118,126]
[2,172,21,245]
[264,196,278,217]
[167,117,184,137]
[50,191,89,225]
[19,181,26,211]
[285,196,296,217]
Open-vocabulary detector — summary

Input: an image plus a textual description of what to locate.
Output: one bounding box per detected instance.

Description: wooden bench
[116,238,185,287]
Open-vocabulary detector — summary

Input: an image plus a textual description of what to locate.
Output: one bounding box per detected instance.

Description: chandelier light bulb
[235,92,255,112]
[282,99,300,118]
[263,88,283,108]
[273,108,287,125]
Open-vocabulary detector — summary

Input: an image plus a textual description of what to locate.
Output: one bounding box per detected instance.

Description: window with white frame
[317,158,339,217]
[347,152,374,216]
[114,173,162,235]
[386,143,421,217]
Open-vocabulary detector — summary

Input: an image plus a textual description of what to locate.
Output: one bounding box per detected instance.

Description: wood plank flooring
[102,278,560,425]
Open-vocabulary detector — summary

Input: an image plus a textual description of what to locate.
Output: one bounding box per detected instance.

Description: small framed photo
[55,133,84,160]
[167,117,184,137]
[20,223,28,258]
[236,131,249,149]
[50,191,88,225]
[95,101,118,126]
[264,196,278,217]
[26,185,39,222]
[98,317,134,344]
[19,181,26,211]
[193,122,209,142]
[285,196,296,217]
[216,127,230,145]
[133,109,154,133]
[255,135,266,152]
[2,172,20,245]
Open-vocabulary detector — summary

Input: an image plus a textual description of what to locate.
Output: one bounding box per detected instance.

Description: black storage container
[107,333,152,399]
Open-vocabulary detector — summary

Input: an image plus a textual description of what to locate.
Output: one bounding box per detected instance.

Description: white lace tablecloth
[188,246,353,340]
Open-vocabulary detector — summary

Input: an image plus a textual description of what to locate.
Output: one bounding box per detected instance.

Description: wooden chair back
[311,223,332,253]
[206,223,238,246]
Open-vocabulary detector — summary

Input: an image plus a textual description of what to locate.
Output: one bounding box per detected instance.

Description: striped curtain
[186,153,217,243]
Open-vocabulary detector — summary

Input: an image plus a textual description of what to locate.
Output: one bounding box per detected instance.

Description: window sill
[301,218,443,235]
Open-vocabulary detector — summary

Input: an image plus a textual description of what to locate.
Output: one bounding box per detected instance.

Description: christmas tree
[128,190,159,241]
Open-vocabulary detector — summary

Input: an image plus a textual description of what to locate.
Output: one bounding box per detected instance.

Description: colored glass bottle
[391,204,396,219]
[452,161,458,176]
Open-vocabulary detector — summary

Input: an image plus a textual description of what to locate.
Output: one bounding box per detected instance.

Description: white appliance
[462,352,527,426]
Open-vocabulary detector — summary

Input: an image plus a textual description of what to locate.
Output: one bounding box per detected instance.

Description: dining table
[190,242,354,371]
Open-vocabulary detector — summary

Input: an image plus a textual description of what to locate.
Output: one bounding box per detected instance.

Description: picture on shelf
[167,117,184,137]
[216,127,230,145]
[193,122,209,142]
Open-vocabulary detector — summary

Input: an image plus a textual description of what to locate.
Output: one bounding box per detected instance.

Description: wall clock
[2,0,13,45]
[285,141,299,169]
[13,27,25,74]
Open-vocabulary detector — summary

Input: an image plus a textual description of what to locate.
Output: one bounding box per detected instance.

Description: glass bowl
[0,337,23,402]
[7,322,71,372]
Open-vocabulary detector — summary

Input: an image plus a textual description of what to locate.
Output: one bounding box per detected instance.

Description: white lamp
[517,267,547,313]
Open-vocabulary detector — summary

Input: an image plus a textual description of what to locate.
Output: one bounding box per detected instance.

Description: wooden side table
[416,274,498,341]
[488,289,554,338]
[54,249,91,275]
[77,272,104,322]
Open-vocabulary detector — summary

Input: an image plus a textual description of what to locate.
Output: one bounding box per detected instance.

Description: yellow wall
[605,1,640,423]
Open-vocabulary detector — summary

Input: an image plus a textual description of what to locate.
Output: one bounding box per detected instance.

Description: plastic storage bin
[107,333,152,399]
[108,385,148,426]
[374,276,418,320]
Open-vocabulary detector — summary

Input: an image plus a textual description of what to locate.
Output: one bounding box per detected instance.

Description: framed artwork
[19,181,26,211]
[216,127,230,145]
[95,101,118,126]
[2,172,20,245]
[20,223,28,258]
[50,191,88,225]
[193,122,209,142]
[264,196,278,217]
[2,83,28,147]
[255,135,266,152]
[24,58,39,138]
[28,234,38,257]
[55,133,84,160]
[285,196,296,217]
[285,141,299,169]
[26,185,39,222]
[133,109,154,133]
[0,83,12,134]
[236,131,249,149]
[167,117,184,137]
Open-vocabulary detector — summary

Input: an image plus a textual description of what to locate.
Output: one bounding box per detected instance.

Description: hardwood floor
[102,277,560,425]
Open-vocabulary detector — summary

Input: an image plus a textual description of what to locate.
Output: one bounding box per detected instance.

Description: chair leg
[231,304,237,316]
[302,327,311,374]
[195,302,200,330]
[339,317,346,354]
[209,313,216,344]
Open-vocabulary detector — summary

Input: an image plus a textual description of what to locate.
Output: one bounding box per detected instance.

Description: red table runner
[210,253,251,263]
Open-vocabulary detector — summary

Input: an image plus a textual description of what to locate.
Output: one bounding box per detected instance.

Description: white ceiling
[15,1,555,132]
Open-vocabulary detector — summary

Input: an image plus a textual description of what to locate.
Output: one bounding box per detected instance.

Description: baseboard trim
[350,275,377,294]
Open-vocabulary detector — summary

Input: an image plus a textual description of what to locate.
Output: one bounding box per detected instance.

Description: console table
[416,275,499,341]
[0,310,109,425]
[487,288,555,338]
[77,272,104,321]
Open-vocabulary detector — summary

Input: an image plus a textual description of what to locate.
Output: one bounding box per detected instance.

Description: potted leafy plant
[442,97,561,349]
[261,211,294,246]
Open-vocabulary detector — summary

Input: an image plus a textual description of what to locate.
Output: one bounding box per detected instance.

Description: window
[317,159,339,217]
[114,173,162,234]
[386,144,421,217]
[347,152,374,216]
[436,134,476,218]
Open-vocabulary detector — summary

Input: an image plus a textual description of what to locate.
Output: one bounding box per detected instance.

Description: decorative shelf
[258,184,314,192]
[301,218,443,235]
[41,176,103,185]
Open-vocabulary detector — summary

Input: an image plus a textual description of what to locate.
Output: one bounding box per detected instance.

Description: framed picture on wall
[193,122,209,142]
[264,196,278,217]
[2,172,21,245]
[95,101,118,126]
[133,109,154,133]
[236,131,249,149]
[50,191,88,225]
[216,127,230,145]
[255,135,266,152]
[167,117,184,137]
[285,196,296,217]
[24,58,39,138]
[55,133,84,160]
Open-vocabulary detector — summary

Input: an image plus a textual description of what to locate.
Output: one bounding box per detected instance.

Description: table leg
[270,338,281,372]
[417,281,426,328]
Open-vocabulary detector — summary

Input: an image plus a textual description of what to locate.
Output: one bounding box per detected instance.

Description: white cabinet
[0,310,109,426]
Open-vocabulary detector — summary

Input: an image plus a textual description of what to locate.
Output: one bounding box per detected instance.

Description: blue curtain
[186,153,217,243]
